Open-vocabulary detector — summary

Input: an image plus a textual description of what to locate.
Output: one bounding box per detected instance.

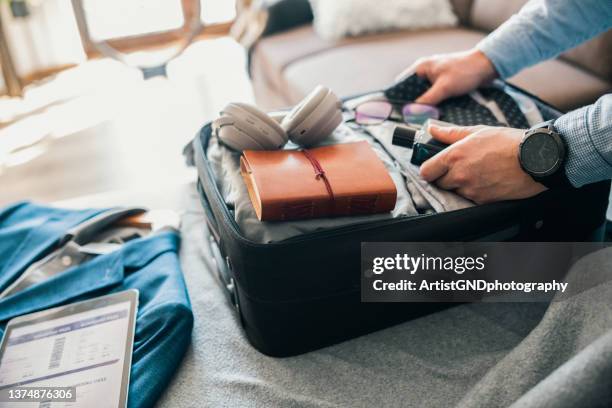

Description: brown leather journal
[240,141,397,221]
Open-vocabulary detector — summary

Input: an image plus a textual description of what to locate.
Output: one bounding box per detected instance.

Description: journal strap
[301,149,335,205]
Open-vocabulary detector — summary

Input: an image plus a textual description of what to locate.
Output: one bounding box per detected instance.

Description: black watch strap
[536,167,572,189]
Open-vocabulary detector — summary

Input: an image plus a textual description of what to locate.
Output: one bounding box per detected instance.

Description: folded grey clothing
[364,122,475,213]
[207,122,418,243]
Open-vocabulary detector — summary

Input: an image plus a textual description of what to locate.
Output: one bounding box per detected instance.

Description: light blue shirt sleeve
[476,0,612,187]
[476,0,612,79]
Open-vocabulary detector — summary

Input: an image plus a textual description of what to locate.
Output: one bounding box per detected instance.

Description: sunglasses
[354,100,440,125]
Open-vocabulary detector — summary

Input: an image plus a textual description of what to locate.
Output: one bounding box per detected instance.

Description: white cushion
[309,0,458,41]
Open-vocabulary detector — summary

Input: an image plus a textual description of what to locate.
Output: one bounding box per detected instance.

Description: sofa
[242,0,611,113]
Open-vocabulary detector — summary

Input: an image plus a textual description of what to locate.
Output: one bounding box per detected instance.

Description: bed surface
[157,184,612,407]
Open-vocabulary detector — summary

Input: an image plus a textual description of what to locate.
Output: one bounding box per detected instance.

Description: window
[72,0,240,57]
[82,0,185,41]
[200,0,236,25]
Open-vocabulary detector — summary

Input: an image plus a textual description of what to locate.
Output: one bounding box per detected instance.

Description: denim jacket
[0,202,193,408]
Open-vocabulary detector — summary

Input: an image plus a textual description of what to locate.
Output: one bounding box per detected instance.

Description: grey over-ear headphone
[213,85,342,152]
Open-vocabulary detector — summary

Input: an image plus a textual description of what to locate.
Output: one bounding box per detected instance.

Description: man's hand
[420,125,547,204]
[396,49,498,105]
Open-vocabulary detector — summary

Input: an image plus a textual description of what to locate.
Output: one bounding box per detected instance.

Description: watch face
[521,132,560,175]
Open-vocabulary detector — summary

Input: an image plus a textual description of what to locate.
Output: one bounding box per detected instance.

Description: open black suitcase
[186,79,610,357]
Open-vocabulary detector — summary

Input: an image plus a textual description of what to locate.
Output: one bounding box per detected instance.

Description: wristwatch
[518,120,571,189]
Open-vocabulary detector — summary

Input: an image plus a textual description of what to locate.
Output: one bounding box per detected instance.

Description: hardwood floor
[0,38,254,209]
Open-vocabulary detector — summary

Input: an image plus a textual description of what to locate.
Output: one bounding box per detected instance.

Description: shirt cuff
[476,19,539,79]
[555,105,611,188]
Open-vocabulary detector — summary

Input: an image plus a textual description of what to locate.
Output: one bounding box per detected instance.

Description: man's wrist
[476,39,511,80]
[469,49,499,83]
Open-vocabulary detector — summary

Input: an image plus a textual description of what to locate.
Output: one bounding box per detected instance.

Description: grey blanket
[157,186,612,408]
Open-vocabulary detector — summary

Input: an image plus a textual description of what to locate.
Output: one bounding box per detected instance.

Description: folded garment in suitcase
[206,119,475,243]
[184,78,610,356]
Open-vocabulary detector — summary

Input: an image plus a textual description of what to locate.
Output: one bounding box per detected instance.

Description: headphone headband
[216,86,342,152]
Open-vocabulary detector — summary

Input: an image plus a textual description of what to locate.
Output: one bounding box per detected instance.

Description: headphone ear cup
[214,116,268,152]
[216,102,288,152]
[298,108,342,146]
[281,85,327,134]
[282,86,342,147]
